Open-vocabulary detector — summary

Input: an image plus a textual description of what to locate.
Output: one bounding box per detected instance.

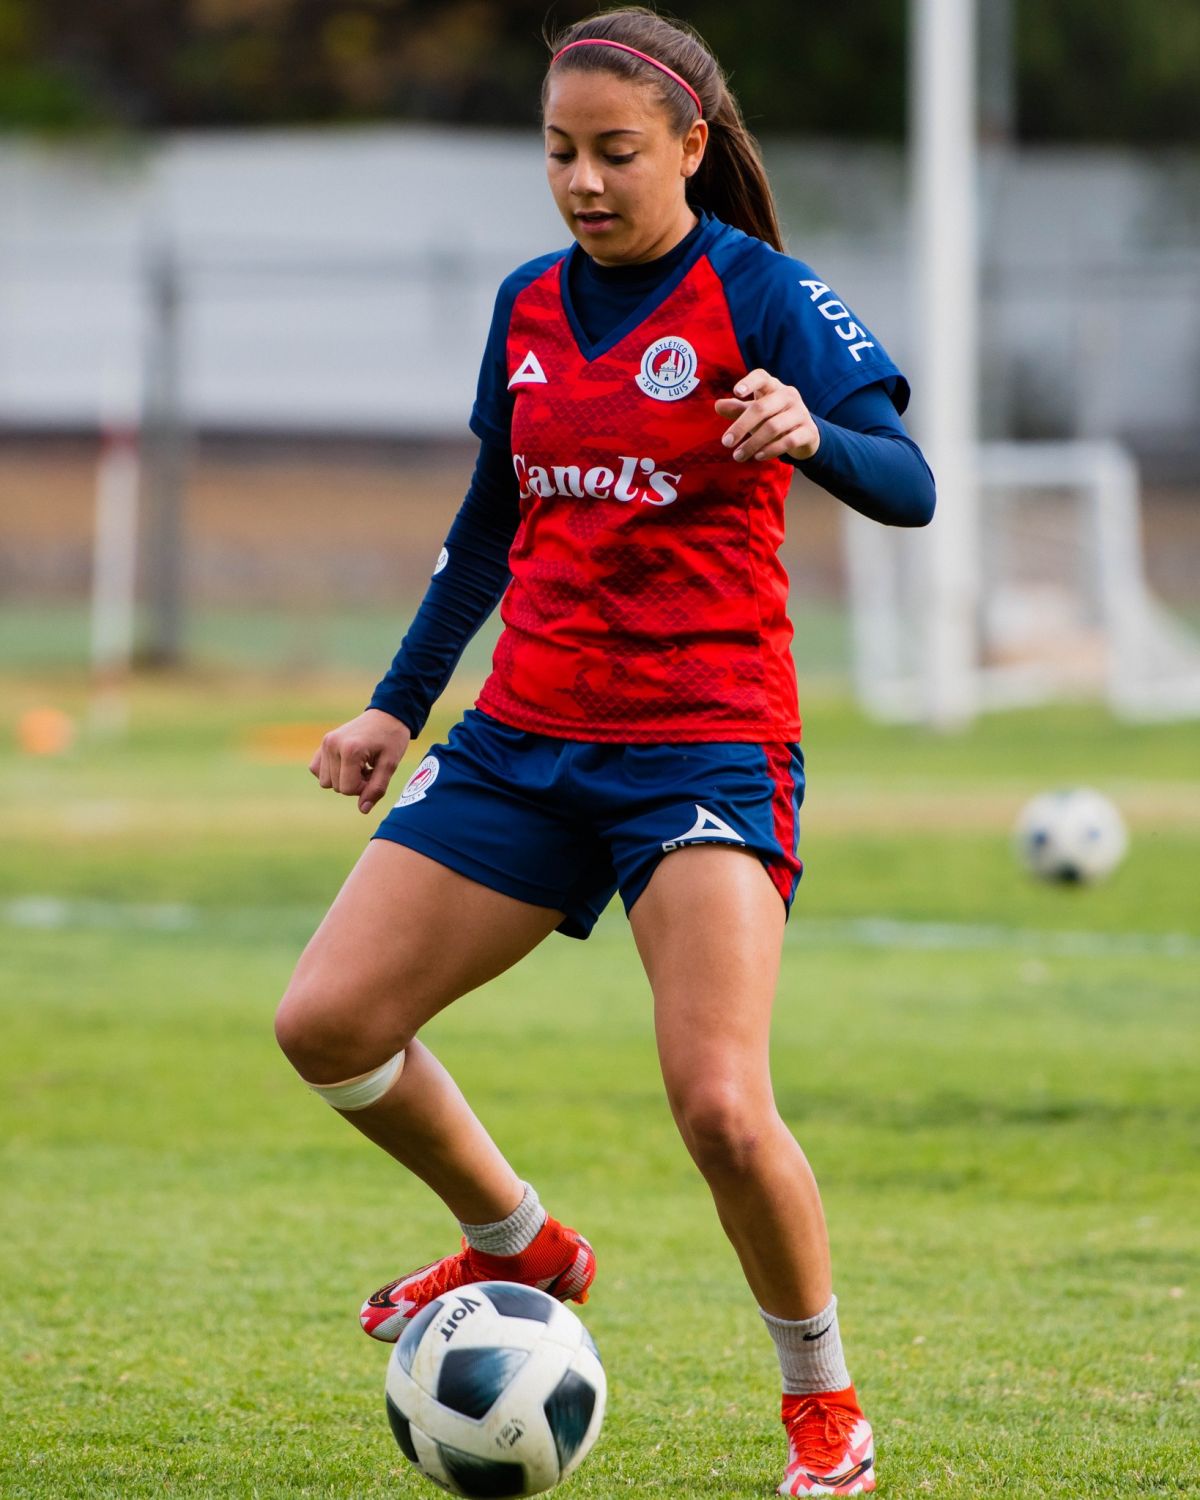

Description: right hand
[309,708,412,815]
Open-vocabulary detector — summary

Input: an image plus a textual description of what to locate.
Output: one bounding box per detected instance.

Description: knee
[671,1082,774,1180]
[273,975,410,1085]
[272,984,345,1081]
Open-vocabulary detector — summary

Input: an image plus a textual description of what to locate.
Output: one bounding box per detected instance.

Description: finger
[730,368,776,401]
[316,739,337,790]
[721,389,790,447]
[308,746,322,778]
[714,367,784,421]
[735,408,811,462]
[335,743,370,796]
[713,371,776,425]
[358,755,399,814]
[752,426,817,463]
[722,389,794,456]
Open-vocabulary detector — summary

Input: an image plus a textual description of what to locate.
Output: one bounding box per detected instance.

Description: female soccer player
[275,9,934,1495]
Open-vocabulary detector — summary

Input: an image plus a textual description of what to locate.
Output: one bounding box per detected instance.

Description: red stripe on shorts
[763,742,802,903]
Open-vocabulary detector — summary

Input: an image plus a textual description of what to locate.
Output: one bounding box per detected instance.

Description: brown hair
[542,6,784,253]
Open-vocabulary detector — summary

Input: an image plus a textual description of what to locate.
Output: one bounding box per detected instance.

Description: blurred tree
[0,0,99,127]
[0,0,1196,142]
[1017,0,1200,145]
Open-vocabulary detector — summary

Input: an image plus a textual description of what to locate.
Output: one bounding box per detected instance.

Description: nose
[569,154,604,198]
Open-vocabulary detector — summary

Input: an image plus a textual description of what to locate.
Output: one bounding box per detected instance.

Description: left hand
[714,368,821,463]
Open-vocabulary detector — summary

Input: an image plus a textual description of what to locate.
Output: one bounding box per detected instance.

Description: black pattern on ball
[437,1347,529,1419]
[437,1442,527,1498]
[385,1395,419,1463]
[481,1283,557,1323]
[543,1368,597,1471]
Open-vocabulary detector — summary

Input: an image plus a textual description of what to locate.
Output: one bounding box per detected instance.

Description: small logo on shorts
[636,336,699,401]
[661,804,745,852]
[433,546,449,576]
[395,754,439,808]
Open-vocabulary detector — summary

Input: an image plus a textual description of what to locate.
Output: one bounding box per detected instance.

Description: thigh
[629,843,786,1107]
[280,839,565,1069]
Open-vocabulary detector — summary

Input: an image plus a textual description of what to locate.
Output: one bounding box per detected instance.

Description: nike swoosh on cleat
[802,1457,874,1486]
[543,1244,594,1302]
[542,1269,575,1299]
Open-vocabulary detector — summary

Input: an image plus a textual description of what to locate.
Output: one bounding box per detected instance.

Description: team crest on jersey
[394,754,439,808]
[636,336,699,402]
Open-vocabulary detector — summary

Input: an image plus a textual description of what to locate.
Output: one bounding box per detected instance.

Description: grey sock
[760,1294,852,1394]
[459,1182,547,1257]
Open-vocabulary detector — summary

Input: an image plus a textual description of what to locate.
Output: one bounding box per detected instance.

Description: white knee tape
[306,1051,405,1111]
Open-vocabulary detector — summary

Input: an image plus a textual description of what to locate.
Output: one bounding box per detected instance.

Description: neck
[590,207,700,268]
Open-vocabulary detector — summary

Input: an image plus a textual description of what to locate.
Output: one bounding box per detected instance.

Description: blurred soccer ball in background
[385,1281,605,1497]
[1015,789,1129,883]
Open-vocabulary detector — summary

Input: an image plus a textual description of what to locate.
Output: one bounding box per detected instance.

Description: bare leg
[629,844,830,1319]
[275,840,564,1224]
[341,1038,529,1224]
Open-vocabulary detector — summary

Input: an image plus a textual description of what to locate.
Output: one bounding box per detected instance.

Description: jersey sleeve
[469,251,566,447]
[713,236,910,420]
[368,439,520,734]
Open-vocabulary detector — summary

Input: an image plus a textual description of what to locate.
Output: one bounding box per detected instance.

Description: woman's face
[543,70,707,266]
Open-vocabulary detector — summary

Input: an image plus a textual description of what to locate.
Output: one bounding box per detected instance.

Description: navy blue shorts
[372,709,804,940]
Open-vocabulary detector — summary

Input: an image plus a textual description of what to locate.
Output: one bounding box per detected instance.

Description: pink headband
[550,39,704,119]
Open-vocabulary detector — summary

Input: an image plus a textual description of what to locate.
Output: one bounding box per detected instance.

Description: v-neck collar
[559,212,720,363]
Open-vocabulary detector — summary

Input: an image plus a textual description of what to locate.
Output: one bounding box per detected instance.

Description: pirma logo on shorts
[395,755,439,808]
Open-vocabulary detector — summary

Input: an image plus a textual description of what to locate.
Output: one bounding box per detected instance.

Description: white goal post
[843,439,1200,723]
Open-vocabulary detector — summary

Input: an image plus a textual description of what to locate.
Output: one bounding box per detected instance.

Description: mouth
[575,210,618,232]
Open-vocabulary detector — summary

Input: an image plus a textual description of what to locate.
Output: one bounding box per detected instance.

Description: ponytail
[688,89,784,254]
[542,7,784,253]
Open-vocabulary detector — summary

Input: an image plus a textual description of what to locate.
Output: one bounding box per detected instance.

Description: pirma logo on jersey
[508,350,547,388]
[636,336,699,401]
[395,754,439,808]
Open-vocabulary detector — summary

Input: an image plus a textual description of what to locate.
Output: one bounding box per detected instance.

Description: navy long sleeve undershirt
[370,242,935,735]
[797,383,936,528]
[368,439,519,736]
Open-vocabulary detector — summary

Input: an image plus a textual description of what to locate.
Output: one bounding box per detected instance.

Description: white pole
[140,239,187,666]
[911,0,981,728]
[90,362,142,734]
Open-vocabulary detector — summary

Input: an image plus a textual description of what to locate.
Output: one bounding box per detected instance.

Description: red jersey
[469,214,906,743]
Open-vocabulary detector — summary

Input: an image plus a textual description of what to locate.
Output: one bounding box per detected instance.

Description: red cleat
[360,1215,596,1343]
[777,1385,876,1496]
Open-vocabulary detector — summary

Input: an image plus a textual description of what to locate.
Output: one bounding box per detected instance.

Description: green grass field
[1,673,1197,1498]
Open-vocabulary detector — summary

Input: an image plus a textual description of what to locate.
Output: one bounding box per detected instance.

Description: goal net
[844,440,1200,723]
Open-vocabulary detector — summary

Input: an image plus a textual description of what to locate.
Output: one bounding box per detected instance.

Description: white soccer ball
[1014,788,1128,883]
[385,1282,606,1497]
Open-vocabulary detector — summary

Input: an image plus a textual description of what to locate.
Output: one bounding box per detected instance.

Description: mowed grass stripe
[4,893,1200,961]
